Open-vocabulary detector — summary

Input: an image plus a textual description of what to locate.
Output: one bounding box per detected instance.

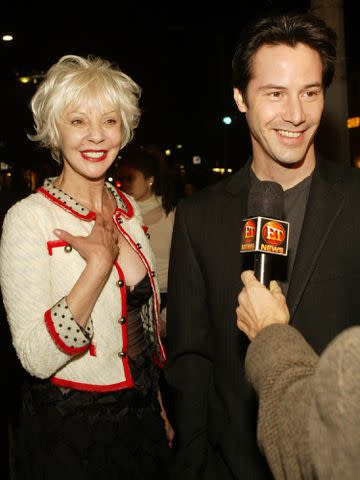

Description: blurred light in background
[348,116,360,129]
[17,73,45,85]
[222,116,232,125]
[19,76,31,84]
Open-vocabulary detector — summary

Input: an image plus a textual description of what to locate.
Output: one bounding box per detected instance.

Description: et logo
[262,221,286,246]
[243,219,256,243]
[240,216,289,256]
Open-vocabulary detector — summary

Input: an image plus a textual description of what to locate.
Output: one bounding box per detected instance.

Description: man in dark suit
[165,12,360,479]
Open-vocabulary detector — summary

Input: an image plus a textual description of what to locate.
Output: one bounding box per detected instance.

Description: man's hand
[157,390,174,448]
[236,270,289,340]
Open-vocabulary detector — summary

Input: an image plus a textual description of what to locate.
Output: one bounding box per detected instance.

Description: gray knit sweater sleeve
[245,324,318,480]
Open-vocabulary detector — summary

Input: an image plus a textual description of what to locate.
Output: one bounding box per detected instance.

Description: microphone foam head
[247,181,284,219]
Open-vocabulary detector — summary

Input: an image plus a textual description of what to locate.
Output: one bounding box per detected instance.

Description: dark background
[0,1,358,177]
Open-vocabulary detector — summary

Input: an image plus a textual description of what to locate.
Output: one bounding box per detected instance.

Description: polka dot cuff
[49,297,94,352]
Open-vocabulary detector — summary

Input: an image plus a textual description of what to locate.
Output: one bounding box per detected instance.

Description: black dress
[12,276,171,480]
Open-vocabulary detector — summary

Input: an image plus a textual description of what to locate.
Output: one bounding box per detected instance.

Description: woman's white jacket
[0,179,165,392]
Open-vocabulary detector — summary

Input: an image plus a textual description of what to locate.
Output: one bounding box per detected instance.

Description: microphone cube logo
[260,219,288,254]
[262,221,286,246]
[241,218,258,251]
[240,217,289,256]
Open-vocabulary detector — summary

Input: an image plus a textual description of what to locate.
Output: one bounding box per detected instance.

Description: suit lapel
[226,160,252,200]
[286,163,345,317]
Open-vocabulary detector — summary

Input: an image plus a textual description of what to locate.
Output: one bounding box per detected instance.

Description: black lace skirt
[12,350,172,480]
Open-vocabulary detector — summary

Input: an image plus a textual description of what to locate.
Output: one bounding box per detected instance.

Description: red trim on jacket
[153,352,166,368]
[47,240,69,255]
[113,260,134,384]
[115,220,166,365]
[50,376,134,392]
[44,310,90,355]
[38,184,135,221]
[37,187,96,221]
[50,260,135,392]
[113,186,134,219]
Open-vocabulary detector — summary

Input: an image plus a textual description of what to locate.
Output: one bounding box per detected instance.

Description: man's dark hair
[232,13,337,102]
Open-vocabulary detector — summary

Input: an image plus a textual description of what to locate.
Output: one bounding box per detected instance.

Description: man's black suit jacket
[165,158,360,479]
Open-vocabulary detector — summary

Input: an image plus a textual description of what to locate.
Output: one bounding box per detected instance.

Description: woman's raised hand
[54,213,119,274]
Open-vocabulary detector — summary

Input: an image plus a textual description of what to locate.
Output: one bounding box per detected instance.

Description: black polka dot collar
[37,177,134,220]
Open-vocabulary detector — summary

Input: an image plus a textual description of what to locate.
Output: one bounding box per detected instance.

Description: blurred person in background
[0,54,172,480]
[117,144,177,336]
[183,168,214,197]
[116,144,178,431]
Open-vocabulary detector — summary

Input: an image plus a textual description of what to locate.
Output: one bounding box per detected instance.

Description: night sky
[0,1,358,174]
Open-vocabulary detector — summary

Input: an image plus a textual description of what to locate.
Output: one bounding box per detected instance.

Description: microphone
[240,181,289,286]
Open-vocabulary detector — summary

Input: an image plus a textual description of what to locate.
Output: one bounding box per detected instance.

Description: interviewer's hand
[236,270,289,341]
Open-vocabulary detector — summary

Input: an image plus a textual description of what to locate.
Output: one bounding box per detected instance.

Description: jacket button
[117,280,124,287]
[118,317,126,324]
[118,351,127,358]
[136,243,142,249]
[64,245,72,252]
[151,271,156,277]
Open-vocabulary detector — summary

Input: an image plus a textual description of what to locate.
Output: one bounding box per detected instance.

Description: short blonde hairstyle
[28,54,142,163]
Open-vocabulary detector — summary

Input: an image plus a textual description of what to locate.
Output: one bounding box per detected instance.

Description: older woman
[0,55,172,479]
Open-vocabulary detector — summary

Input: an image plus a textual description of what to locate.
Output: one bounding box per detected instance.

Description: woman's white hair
[28,54,142,163]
